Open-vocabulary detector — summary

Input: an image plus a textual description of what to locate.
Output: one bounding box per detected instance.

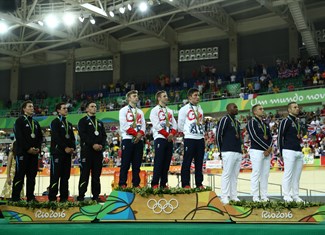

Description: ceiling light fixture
[79,14,85,22]
[127,3,132,11]
[139,2,148,12]
[44,14,59,29]
[37,20,44,26]
[119,6,126,14]
[89,15,96,24]
[0,21,8,33]
[109,10,115,17]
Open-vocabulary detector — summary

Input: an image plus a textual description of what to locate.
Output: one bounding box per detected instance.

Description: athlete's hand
[167,134,174,142]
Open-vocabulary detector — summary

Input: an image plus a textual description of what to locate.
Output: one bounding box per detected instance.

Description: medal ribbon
[227,115,239,136]
[88,115,98,132]
[160,105,170,127]
[58,116,69,137]
[190,104,200,124]
[288,116,301,136]
[129,105,137,128]
[254,117,267,137]
[24,115,35,136]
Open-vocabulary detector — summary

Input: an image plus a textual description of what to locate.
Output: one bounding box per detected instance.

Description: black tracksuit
[12,115,43,201]
[278,114,302,154]
[77,115,107,201]
[48,115,76,202]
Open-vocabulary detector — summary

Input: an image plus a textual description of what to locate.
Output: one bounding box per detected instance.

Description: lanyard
[129,105,137,128]
[288,116,300,135]
[24,115,35,135]
[87,115,98,132]
[160,105,170,127]
[254,117,267,136]
[58,116,69,136]
[190,104,200,123]
[227,114,239,136]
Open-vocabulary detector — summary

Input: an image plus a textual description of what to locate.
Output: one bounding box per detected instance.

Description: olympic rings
[147,198,179,214]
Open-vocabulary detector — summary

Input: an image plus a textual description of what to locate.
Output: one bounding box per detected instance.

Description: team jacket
[178,103,204,139]
[278,114,302,154]
[119,105,146,140]
[150,105,177,140]
[50,115,76,155]
[246,117,272,151]
[78,115,107,149]
[14,115,43,156]
[216,114,242,153]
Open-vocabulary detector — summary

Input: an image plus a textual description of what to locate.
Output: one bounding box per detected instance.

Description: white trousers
[282,149,304,200]
[250,149,271,199]
[221,152,242,200]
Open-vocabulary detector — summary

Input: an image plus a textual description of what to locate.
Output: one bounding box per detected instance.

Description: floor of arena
[1,219,325,235]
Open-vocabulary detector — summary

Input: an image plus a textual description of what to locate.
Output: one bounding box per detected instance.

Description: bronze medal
[263,135,268,140]
[132,123,136,128]
[297,134,301,139]
[166,122,170,128]
[235,134,239,139]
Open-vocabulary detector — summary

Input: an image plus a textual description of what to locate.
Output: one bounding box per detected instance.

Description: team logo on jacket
[187,110,202,121]
[126,110,142,124]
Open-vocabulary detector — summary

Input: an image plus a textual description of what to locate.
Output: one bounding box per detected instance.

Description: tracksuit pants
[221,151,242,200]
[250,149,271,200]
[181,138,205,188]
[151,138,173,187]
[12,153,38,201]
[282,149,304,200]
[78,148,103,200]
[48,153,72,201]
[119,139,144,187]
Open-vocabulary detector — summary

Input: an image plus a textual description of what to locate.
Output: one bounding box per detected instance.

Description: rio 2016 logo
[34,210,66,219]
[261,211,293,219]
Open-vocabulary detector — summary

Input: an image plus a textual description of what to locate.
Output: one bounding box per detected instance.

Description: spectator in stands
[272,85,280,93]
[321,105,325,117]
[254,80,261,93]
[267,80,273,93]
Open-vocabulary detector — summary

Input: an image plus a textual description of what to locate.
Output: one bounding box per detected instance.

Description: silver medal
[94,131,99,136]
[30,133,36,138]
[65,134,70,139]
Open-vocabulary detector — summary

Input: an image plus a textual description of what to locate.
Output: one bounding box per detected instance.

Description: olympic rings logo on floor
[146,198,179,214]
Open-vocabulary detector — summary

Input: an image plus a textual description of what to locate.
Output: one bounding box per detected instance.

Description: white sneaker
[293,197,304,203]
[261,197,270,202]
[284,196,293,202]
[253,197,260,202]
[220,198,229,204]
[230,197,240,202]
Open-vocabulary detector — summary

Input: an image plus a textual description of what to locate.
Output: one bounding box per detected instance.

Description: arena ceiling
[0,0,324,70]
